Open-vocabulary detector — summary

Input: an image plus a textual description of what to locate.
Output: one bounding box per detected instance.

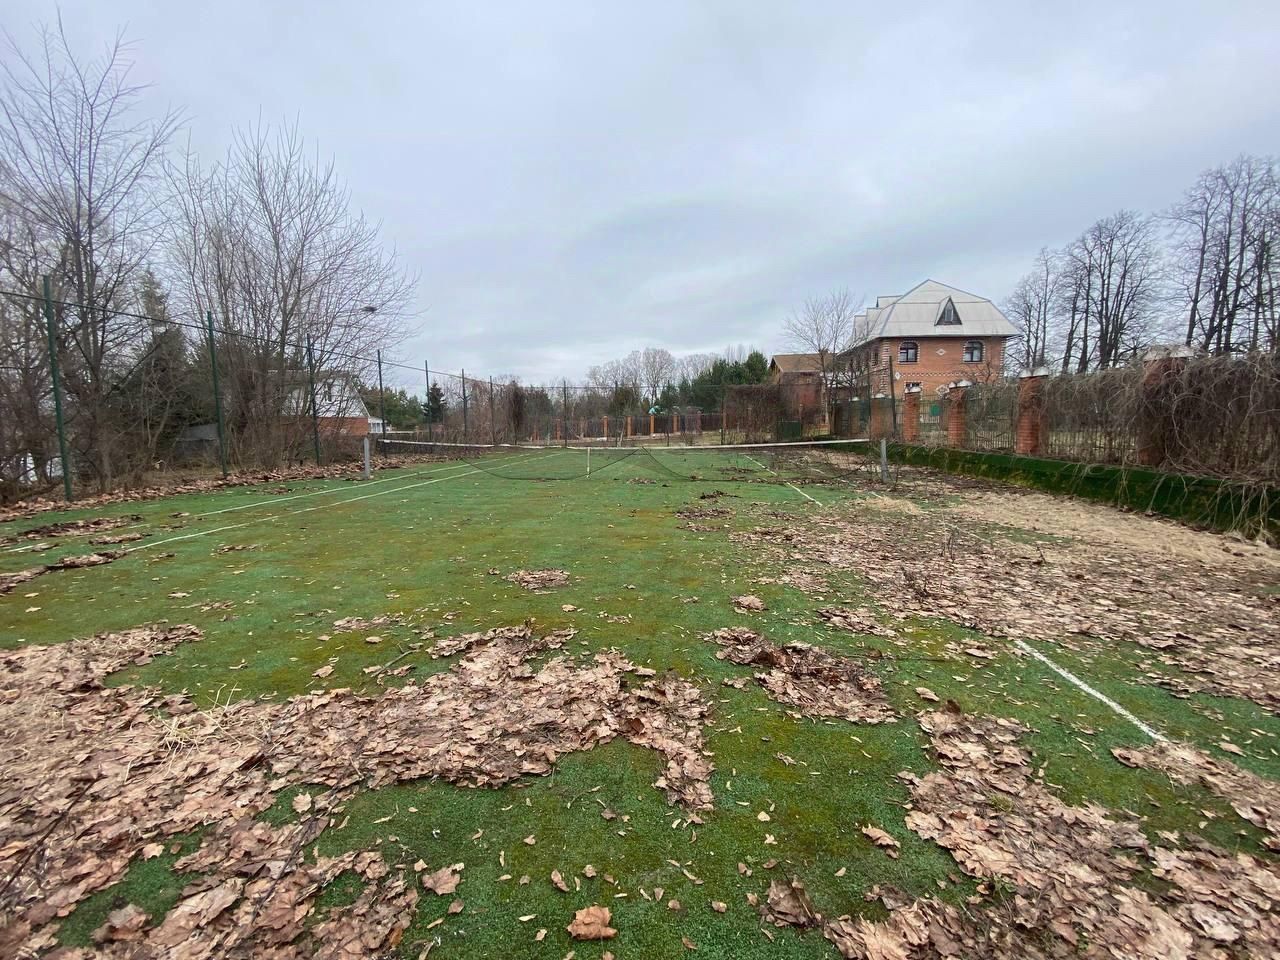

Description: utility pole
[306,335,322,464]
[41,276,72,501]
[423,359,430,438]
[376,349,388,437]
[562,381,569,447]
[206,310,229,477]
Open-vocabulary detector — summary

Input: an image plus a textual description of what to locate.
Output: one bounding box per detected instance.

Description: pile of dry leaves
[0,620,714,956]
[732,476,1280,712]
[791,706,1280,959]
[707,627,896,724]
[0,550,126,595]
[499,568,571,591]
[0,515,142,547]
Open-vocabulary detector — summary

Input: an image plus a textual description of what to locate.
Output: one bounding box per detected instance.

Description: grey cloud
[8,0,1279,387]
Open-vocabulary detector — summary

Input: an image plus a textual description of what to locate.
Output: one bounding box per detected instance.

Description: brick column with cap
[945,381,970,448]
[902,387,921,443]
[1014,368,1049,455]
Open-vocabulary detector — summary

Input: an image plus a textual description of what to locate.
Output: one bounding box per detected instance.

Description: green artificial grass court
[2,447,1277,958]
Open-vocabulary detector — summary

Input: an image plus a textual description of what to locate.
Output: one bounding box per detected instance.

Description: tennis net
[374,438,875,483]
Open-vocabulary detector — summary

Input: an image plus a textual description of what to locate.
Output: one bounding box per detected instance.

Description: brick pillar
[602,415,609,439]
[1014,369,1048,456]
[902,388,921,443]
[1136,346,1193,466]
[869,393,891,439]
[626,415,632,438]
[945,382,969,448]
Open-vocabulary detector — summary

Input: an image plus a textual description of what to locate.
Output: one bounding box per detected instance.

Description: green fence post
[42,275,73,501]
[377,348,387,438]
[489,376,496,445]
[205,310,229,478]
[306,335,322,464]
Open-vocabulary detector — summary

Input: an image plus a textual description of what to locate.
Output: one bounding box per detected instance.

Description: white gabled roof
[856,279,1017,343]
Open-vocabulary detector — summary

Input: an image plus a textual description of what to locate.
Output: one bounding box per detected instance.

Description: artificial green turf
[2,448,1275,957]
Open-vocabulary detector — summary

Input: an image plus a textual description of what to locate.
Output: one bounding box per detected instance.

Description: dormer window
[898,340,918,363]
[936,298,961,325]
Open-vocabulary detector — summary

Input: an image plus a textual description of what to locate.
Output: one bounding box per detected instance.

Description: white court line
[742,454,825,507]
[187,460,477,519]
[0,459,479,554]
[125,451,554,554]
[826,464,1167,740]
[1015,640,1165,741]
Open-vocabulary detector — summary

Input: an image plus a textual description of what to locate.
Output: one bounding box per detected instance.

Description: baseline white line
[743,454,824,507]
[1014,639,1165,741]
[124,451,554,554]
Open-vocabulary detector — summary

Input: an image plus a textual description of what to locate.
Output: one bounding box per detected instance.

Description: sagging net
[375,438,875,484]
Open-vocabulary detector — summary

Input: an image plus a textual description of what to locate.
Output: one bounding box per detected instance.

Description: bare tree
[784,288,863,408]
[0,19,182,489]
[1004,248,1059,372]
[1055,211,1164,372]
[170,121,416,465]
[637,346,676,405]
[1165,155,1278,355]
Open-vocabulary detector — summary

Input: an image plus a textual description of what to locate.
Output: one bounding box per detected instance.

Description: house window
[963,340,984,363]
[936,298,961,325]
[324,381,334,402]
[898,340,918,363]
[904,381,921,391]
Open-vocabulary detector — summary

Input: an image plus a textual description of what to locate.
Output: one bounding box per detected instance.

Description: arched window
[963,340,984,363]
[898,340,918,363]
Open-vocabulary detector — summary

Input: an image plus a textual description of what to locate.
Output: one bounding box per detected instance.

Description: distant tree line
[1004,154,1279,373]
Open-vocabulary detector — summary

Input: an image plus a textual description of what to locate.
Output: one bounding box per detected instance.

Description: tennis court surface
[1,444,1277,959]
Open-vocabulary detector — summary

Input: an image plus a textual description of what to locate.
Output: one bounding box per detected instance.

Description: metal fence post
[377,348,387,437]
[461,369,469,443]
[306,335,322,464]
[489,376,496,445]
[880,437,889,482]
[562,381,569,446]
[205,310,229,478]
[363,435,372,479]
[887,353,898,436]
[41,276,73,501]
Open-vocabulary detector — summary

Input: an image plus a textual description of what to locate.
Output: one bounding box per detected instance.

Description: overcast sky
[7,1,1279,387]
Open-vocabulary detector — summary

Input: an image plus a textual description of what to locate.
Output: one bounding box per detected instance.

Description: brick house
[841,280,1017,400]
[767,353,825,420]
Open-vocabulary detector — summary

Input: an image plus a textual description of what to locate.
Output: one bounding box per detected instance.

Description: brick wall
[851,336,1006,399]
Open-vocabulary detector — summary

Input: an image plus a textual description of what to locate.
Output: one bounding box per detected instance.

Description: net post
[306,334,322,465]
[363,435,372,479]
[42,275,73,501]
[204,309,229,479]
